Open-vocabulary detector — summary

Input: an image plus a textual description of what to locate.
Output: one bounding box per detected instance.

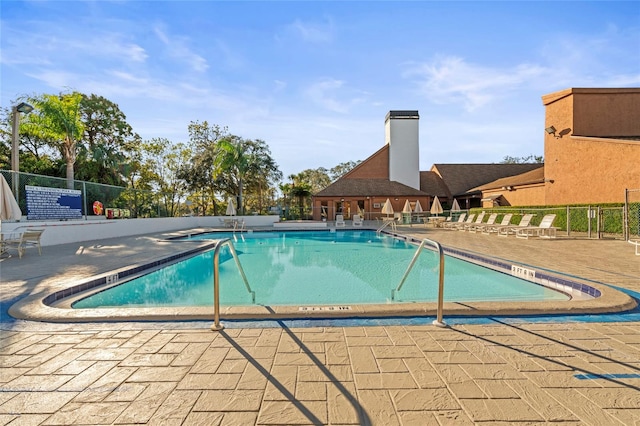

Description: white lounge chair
[443,213,466,229]
[2,228,44,258]
[451,213,475,230]
[516,214,558,239]
[482,213,513,235]
[461,212,485,231]
[352,214,363,227]
[497,214,535,237]
[335,214,346,227]
[469,213,497,233]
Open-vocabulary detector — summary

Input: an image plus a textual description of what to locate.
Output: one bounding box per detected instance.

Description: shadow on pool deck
[1,226,640,425]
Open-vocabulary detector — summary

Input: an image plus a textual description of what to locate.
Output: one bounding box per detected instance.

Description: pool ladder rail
[211,238,255,331]
[391,238,447,328]
[376,218,398,234]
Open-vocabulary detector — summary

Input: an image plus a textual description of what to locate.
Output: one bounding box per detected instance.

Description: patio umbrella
[402,199,412,213]
[381,198,394,218]
[414,200,423,213]
[451,198,461,212]
[225,197,236,216]
[430,196,443,216]
[0,174,21,222]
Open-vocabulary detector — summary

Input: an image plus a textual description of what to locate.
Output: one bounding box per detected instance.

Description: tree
[501,154,543,164]
[28,92,84,189]
[295,168,331,193]
[76,94,140,186]
[329,160,361,181]
[213,136,281,215]
[178,121,231,215]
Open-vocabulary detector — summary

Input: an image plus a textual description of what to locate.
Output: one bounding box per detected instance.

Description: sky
[2,1,639,180]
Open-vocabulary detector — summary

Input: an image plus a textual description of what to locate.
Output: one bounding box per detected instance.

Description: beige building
[476,88,640,207]
[313,88,640,219]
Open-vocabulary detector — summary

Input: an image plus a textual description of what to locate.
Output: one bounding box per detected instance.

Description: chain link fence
[625,188,640,241]
[1,170,176,219]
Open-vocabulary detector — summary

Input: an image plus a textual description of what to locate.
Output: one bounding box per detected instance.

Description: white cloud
[403,56,549,112]
[287,17,334,43]
[153,25,208,72]
[304,78,369,113]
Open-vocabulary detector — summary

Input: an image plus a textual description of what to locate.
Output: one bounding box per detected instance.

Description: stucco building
[476,88,640,208]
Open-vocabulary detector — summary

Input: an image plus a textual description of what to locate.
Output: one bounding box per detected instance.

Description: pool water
[73,230,568,309]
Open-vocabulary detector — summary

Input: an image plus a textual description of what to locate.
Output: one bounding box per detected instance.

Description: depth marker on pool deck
[299,306,352,311]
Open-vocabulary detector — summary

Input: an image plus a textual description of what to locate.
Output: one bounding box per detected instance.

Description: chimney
[385,110,420,190]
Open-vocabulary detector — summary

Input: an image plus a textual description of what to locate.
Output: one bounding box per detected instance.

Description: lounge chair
[443,213,466,229]
[515,214,558,239]
[2,228,44,258]
[497,214,535,237]
[451,213,475,230]
[461,211,485,231]
[469,213,497,233]
[482,213,513,235]
[352,214,363,227]
[335,214,346,227]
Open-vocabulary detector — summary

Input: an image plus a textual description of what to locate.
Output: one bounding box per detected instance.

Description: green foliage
[471,203,625,234]
[501,154,543,164]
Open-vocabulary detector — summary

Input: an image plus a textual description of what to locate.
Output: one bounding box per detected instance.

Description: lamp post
[11,102,33,198]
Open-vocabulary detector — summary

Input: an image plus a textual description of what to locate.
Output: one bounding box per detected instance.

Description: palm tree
[29,92,84,189]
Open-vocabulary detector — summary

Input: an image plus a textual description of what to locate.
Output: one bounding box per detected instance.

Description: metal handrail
[376,218,397,234]
[211,238,255,331]
[391,238,447,327]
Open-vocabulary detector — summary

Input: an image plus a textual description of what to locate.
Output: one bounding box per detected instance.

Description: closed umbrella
[381,198,394,218]
[402,199,412,213]
[225,197,236,216]
[0,174,21,221]
[414,200,423,213]
[430,196,443,216]
[451,198,461,212]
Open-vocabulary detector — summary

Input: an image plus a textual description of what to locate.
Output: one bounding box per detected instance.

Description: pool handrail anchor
[211,238,255,331]
[391,238,447,328]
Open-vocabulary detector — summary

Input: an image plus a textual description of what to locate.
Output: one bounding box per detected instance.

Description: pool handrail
[376,218,397,234]
[391,238,447,327]
[211,238,255,331]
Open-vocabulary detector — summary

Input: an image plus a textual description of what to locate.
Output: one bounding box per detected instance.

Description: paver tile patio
[1,226,639,424]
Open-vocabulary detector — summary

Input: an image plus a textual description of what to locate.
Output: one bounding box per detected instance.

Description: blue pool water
[73,230,569,309]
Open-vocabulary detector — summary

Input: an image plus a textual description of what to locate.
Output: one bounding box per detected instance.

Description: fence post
[82,181,88,220]
[566,205,570,237]
[624,188,629,241]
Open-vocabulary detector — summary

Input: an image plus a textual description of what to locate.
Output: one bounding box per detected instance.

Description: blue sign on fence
[26,185,83,220]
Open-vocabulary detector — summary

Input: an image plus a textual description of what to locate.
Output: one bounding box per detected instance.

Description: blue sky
[2,1,639,180]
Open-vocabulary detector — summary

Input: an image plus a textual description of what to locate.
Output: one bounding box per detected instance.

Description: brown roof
[472,166,545,192]
[419,171,451,198]
[315,179,428,197]
[432,163,543,196]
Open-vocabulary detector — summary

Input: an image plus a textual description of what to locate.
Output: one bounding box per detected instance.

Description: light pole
[11,102,34,198]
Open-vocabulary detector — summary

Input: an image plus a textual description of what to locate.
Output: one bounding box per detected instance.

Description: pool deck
[1,224,639,424]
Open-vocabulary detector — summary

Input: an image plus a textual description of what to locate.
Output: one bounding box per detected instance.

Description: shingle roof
[315,179,428,197]
[432,163,543,196]
[471,166,545,192]
[419,171,451,198]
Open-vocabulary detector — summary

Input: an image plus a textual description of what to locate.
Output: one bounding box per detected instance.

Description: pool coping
[8,229,638,323]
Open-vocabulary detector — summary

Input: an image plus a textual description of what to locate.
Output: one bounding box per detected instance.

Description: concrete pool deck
[1,225,639,424]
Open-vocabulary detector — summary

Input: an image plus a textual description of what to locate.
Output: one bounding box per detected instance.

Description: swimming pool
[71,230,569,309]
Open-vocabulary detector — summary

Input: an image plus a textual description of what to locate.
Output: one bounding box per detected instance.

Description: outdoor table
[427,217,446,227]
